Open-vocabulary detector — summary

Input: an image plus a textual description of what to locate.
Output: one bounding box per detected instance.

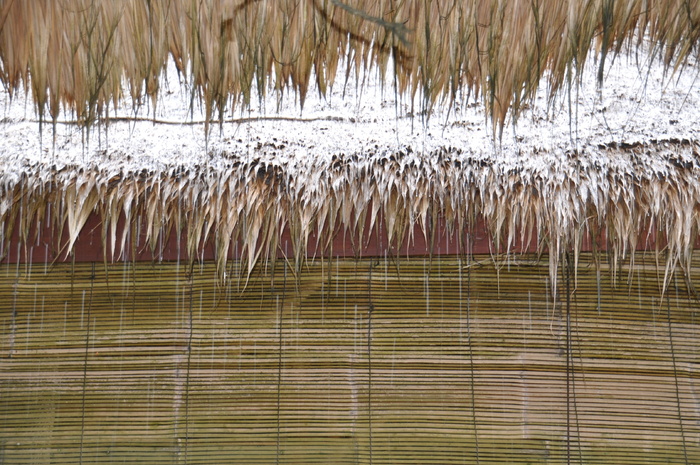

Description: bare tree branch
[328,0,410,46]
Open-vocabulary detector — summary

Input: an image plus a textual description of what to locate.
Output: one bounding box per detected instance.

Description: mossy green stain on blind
[0,253,699,464]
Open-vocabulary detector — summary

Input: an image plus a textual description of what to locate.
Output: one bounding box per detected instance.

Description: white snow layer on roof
[0,45,698,178]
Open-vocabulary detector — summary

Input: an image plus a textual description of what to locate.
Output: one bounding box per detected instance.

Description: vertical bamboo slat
[0,253,699,463]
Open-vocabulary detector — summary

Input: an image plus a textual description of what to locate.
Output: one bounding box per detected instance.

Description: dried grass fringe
[0,0,698,137]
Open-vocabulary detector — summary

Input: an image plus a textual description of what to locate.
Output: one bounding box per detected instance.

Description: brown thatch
[0,0,698,135]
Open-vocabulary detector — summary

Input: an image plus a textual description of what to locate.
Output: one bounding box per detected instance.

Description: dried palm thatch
[2,138,699,300]
[0,0,698,136]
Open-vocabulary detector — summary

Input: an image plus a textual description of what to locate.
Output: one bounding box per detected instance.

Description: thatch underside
[0,0,698,134]
[1,254,699,463]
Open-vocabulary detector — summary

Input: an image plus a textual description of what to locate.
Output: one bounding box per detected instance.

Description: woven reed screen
[1,253,698,464]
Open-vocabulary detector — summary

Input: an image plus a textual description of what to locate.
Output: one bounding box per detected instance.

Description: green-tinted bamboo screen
[1,253,699,464]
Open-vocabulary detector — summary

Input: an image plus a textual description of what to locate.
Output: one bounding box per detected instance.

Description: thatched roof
[1,1,699,297]
[1,0,698,134]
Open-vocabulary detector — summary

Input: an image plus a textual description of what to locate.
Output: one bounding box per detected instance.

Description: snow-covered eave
[2,44,700,297]
[2,137,700,294]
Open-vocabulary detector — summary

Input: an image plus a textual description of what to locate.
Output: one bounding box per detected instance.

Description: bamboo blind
[0,253,699,464]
